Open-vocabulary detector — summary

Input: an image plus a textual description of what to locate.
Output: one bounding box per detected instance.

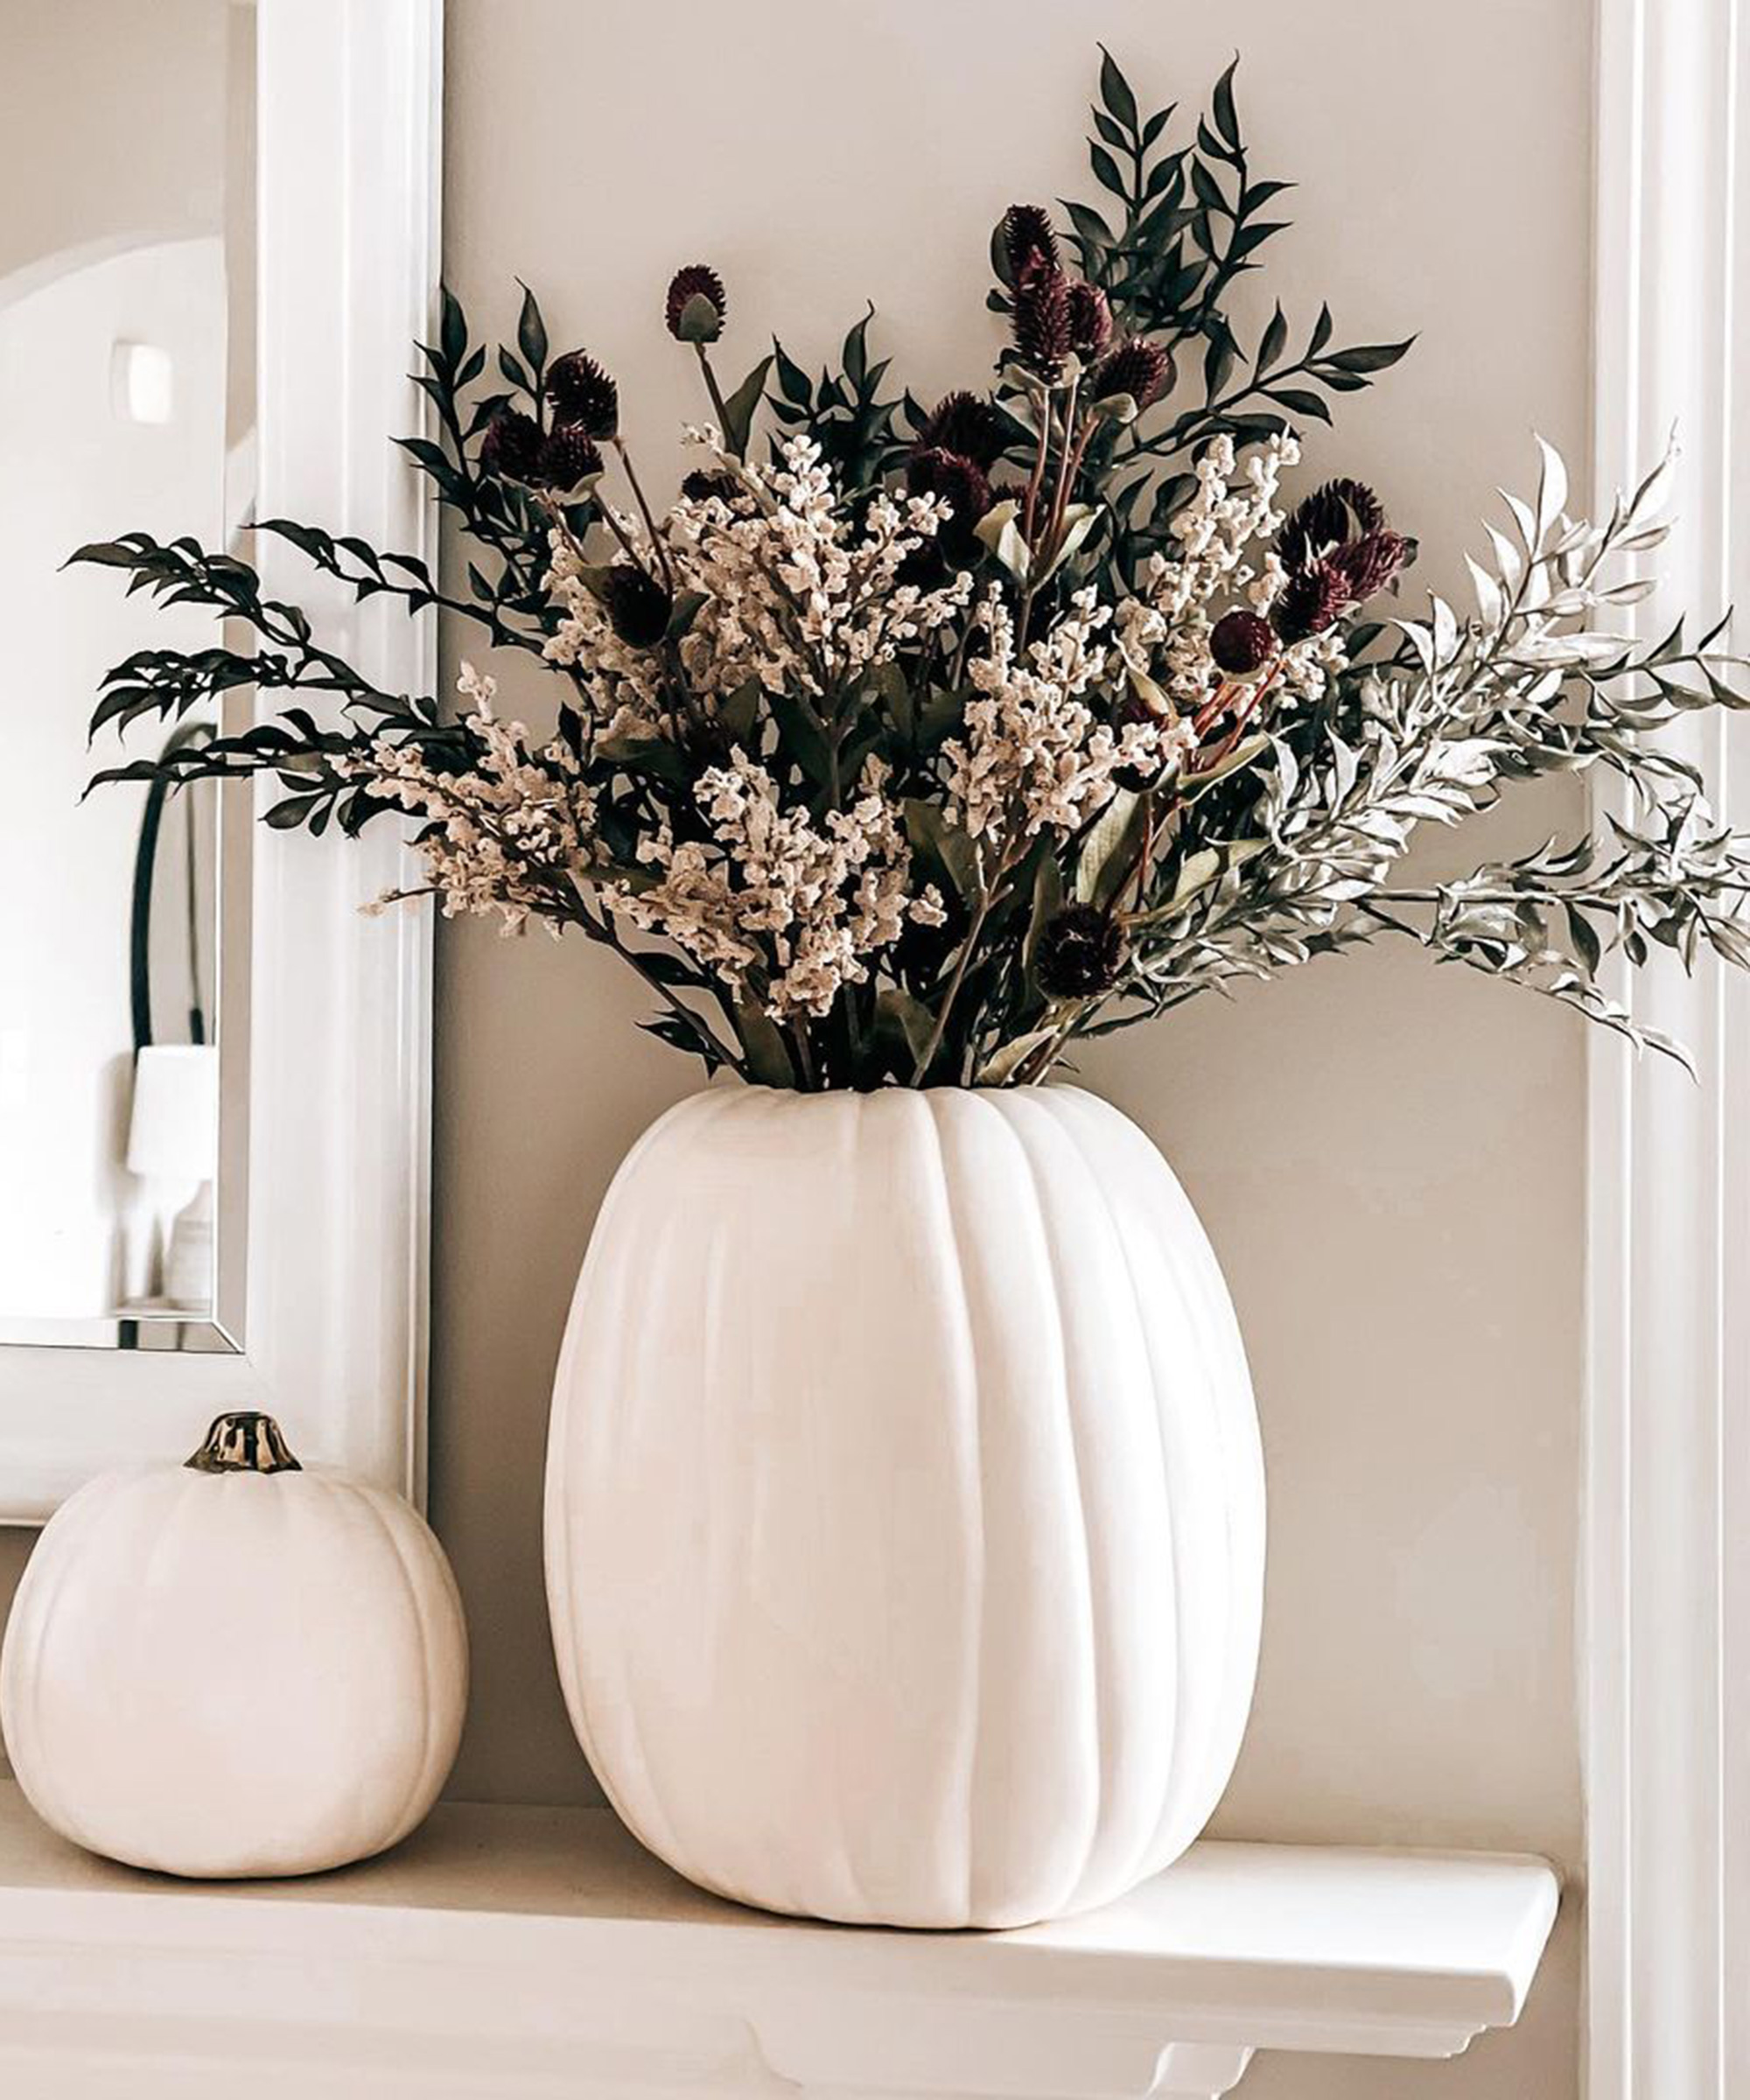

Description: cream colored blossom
[351,662,596,935]
[542,433,973,725]
[945,588,1160,844]
[542,545,671,740]
[1135,431,1310,712]
[610,752,940,1019]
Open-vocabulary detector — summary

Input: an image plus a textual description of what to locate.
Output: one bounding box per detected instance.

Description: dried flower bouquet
[78,52,1750,1087]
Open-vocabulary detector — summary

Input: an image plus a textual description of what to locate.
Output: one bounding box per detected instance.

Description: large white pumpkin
[1,1412,467,1878]
[545,1085,1264,1928]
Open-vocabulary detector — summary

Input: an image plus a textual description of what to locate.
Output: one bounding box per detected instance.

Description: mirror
[0,0,438,1520]
[0,0,255,1351]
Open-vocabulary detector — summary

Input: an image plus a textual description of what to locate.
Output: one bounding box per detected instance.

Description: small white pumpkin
[0,1411,467,1878]
[546,1085,1264,1928]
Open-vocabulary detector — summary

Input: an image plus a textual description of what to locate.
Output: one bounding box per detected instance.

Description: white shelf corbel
[0,1781,1558,2099]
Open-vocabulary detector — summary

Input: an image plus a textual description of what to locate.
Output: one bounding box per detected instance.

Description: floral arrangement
[78,52,1750,1086]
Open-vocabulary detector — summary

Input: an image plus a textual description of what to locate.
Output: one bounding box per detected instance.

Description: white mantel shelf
[0,1779,1559,2100]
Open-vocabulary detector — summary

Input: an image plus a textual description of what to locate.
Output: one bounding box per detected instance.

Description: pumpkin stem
[185,1411,302,1475]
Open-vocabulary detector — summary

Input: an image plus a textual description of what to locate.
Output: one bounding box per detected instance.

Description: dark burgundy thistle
[1093,338,1172,411]
[1067,281,1113,357]
[1334,529,1411,598]
[598,564,672,647]
[545,350,620,438]
[1011,266,1073,380]
[1271,556,1356,644]
[920,390,1007,471]
[906,447,993,551]
[1036,904,1130,998]
[1209,609,1276,676]
[1278,478,1387,571]
[1272,477,1410,640]
[998,202,1059,285]
[536,425,604,493]
[664,263,728,344]
[479,408,545,485]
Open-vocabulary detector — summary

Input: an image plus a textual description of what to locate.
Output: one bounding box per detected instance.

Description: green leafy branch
[768,309,905,490]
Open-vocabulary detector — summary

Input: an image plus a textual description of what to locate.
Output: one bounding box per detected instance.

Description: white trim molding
[1588,0,1750,2093]
[0,1786,1559,2100]
[0,0,443,1521]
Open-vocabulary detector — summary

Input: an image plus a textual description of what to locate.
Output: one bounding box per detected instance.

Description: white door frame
[1587,0,1749,2091]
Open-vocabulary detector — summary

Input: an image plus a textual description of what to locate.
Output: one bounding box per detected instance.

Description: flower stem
[910,848,1017,1085]
[694,345,735,451]
[1014,1007,1081,1087]
[611,438,675,588]
[541,488,649,585]
[1040,374,1084,560]
[789,1018,817,1089]
[912,894,994,1086]
[1206,662,1284,761]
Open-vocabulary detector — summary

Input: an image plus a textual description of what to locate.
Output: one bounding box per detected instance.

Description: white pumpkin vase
[1,1411,467,1878]
[545,1084,1264,1928]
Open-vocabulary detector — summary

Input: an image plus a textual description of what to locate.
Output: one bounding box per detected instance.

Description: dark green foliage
[767,309,907,491]
[70,52,1741,1087]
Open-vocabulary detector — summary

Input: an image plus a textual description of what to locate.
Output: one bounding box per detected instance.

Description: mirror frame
[0,0,443,1521]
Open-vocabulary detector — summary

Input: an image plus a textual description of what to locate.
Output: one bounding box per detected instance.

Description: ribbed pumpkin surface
[2,1466,467,1878]
[544,1085,1264,1928]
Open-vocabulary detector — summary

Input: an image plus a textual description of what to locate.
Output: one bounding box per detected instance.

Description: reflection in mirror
[0,0,255,1351]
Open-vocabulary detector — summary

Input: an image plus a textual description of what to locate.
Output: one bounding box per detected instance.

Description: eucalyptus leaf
[976,1027,1058,1086]
[514,282,548,377]
[720,354,773,459]
[1097,45,1140,133]
[904,800,981,903]
[718,677,761,745]
[733,999,797,1088]
[1180,732,1269,800]
[663,589,710,641]
[976,500,1031,584]
[676,293,723,344]
[1037,504,1100,586]
[1024,849,1065,984]
[1074,788,1145,908]
[874,987,937,1072]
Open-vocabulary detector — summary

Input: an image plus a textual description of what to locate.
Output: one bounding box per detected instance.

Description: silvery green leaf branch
[67,52,1750,1088]
[1060,443,1750,1075]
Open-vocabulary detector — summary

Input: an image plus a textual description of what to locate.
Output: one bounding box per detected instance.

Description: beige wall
[3,3,1591,2092]
[0,1,232,287]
